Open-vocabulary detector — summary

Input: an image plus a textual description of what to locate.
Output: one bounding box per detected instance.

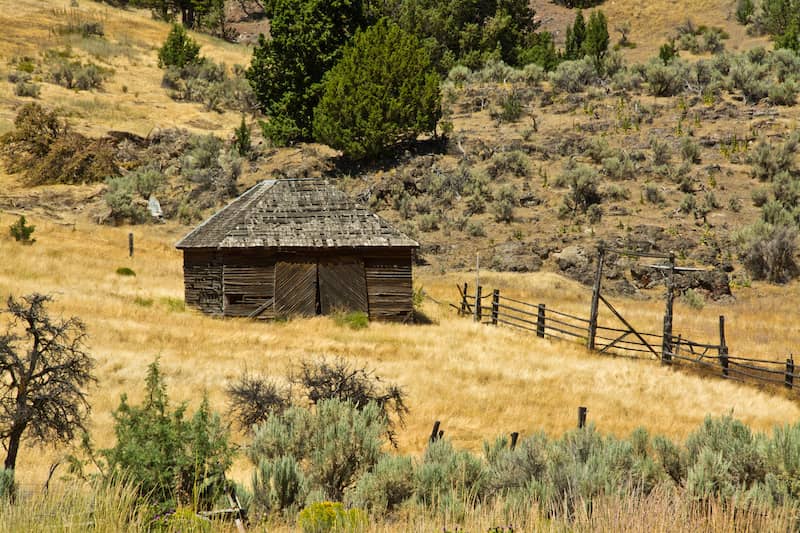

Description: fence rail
[457,282,800,397]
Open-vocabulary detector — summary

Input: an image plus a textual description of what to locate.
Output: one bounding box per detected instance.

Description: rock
[491,242,543,272]
[554,245,589,271]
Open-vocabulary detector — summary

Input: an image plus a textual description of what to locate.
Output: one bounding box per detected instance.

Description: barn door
[318,258,368,314]
[274,261,318,316]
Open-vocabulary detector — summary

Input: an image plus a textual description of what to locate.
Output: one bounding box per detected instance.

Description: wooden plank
[319,259,368,314]
[365,256,413,322]
[275,261,317,317]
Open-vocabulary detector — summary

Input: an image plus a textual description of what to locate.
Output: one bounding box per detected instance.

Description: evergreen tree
[157,24,201,69]
[246,0,366,145]
[583,10,609,73]
[565,10,586,60]
[313,18,440,160]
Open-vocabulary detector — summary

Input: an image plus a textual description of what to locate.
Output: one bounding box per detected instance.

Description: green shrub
[747,133,799,182]
[13,81,40,98]
[466,220,486,237]
[417,213,440,232]
[650,136,672,165]
[346,455,415,514]
[679,194,697,214]
[491,186,517,223]
[558,162,601,217]
[297,501,367,533]
[602,154,635,180]
[158,24,201,69]
[736,222,799,283]
[133,296,153,307]
[233,116,251,156]
[769,80,798,106]
[681,288,705,309]
[416,438,486,508]
[685,415,766,495]
[115,267,136,276]
[680,137,701,164]
[752,187,770,207]
[604,183,630,201]
[313,19,440,160]
[584,136,612,164]
[487,151,531,179]
[105,174,149,225]
[333,311,369,330]
[9,215,35,244]
[645,58,688,96]
[587,203,603,224]
[736,0,755,24]
[160,297,185,312]
[48,56,111,90]
[549,58,595,93]
[248,400,386,501]
[252,455,307,514]
[643,183,664,204]
[492,90,524,123]
[102,359,234,508]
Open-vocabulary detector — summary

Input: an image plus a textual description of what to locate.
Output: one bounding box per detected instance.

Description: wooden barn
[176,178,419,322]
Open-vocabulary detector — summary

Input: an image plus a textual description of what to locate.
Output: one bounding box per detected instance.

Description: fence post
[461,283,468,315]
[662,253,676,364]
[536,304,546,338]
[786,357,794,389]
[491,289,500,325]
[474,286,483,322]
[587,246,605,350]
[429,421,441,443]
[578,406,588,428]
[128,232,134,258]
[510,432,519,450]
[719,315,729,377]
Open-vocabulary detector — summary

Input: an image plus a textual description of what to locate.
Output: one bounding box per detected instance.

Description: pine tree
[565,10,586,60]
[583,10,609,74]
[313,18,441,160]
[246,0,366,145]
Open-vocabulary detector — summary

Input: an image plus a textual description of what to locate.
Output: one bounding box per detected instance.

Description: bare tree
[0,294,95,471]
[226,371,290,429]
[292,358,408,446]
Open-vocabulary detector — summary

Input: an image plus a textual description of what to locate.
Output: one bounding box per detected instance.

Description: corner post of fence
[786,356,794,389]
[578,406,588,429]
[510,432,519,450]
[661,253,676,364]
[587,245,605,350]
[536,304,546,338]
[461,282,468,315]
[128,232,134,258]
[491,289,500,325]
[719,315,729,377]
[474,286,483,322]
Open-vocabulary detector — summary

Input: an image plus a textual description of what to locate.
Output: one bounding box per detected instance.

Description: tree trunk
[4,426,24,471]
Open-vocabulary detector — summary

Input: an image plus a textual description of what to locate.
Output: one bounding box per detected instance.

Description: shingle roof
[176,178,419,249]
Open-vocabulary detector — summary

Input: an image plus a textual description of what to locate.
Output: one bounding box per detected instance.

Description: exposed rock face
[630,266,732,300]
[491,242,544,272]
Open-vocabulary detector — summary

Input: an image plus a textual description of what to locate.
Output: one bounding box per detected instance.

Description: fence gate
[587,246,678,360]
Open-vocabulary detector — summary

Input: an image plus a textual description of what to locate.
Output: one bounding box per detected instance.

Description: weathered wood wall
[365,253,413,322]
[222,251,276,318]
[183,250,223,315]
[182,248,415,322]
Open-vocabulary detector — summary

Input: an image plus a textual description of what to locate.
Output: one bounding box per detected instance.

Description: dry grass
[0,0,250,138]
[2,212,799,490]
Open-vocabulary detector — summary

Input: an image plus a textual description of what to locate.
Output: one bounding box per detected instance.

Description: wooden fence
[457,283,800,396]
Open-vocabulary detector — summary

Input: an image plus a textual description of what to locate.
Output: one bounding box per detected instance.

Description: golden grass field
[4,211,800,490]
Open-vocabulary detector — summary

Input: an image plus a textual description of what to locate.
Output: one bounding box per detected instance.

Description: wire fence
[457,282,800,397]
